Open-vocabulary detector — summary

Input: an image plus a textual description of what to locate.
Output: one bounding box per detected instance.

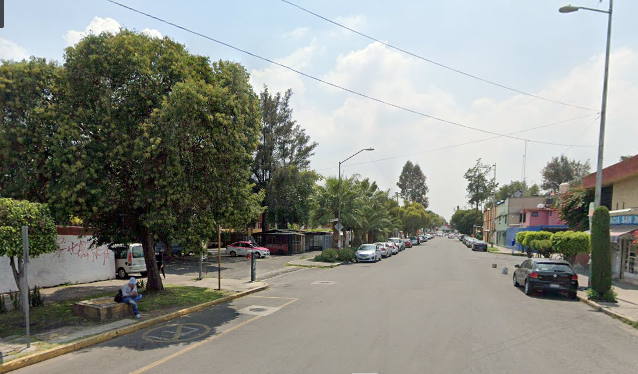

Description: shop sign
[610,215,638,225]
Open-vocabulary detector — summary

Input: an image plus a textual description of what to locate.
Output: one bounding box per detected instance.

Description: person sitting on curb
[122,277,143,319]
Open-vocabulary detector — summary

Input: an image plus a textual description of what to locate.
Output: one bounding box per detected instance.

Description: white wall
[0,235,115,294]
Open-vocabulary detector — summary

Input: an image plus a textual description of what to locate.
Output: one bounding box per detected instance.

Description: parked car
[374,242,393,258]
[388,237,405,251]
[409,237,420,246]
[355,243,381,263]
[448,234,455,239]
[111,243,147,279]
[513,259,579,299]
[464,237,477,248]
[387,241,399,255]
[472,240,488,252]
[226,241,271,258]
[403,238,413,248]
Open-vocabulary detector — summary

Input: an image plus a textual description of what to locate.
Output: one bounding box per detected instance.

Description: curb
[286,261,342,268]
[577,294,637,326]
[0,284,268,374]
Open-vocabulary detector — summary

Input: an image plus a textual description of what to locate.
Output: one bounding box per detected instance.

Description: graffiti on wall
[55,237,111,265]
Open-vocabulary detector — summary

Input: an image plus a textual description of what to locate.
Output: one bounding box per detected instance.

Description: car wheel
[355,258,359,263]
[524,280,533,296]
[568,291,578,300]
[253,252,261,259]
[117,268,127,279]
[140,272,147,278]
[229,251,237,257]
[278,250,285,255]
[513,274,520,287]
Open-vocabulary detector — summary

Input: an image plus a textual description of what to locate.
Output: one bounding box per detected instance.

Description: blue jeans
[122,294,142,315]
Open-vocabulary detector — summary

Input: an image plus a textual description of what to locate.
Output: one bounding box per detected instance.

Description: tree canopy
[397,161,429,208]
[541,155,590,192]
[450,209,480,235]
[251,87,318,229]
[43,31,263,291]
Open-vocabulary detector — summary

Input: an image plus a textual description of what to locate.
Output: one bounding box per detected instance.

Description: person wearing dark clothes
[155,252,166,279]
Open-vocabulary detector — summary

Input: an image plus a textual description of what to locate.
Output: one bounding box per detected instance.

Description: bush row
[516,230,590,260]
[314,248,356,263]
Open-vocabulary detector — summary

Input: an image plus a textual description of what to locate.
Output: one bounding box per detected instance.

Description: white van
[111,243,147,279]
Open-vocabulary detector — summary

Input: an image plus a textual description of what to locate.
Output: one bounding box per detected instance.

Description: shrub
[337,248,356,263]
[587,287,617,302]
[551,231,590,263]
[30,285,45,308]
[591,206,612,295]
[530,239,553,258]
[315,248,339,263]
[516,231,528,245]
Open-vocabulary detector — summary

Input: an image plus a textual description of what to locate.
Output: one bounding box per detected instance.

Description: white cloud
[283,27,309,40]
[0,38,29,61]
[334,15,366,31]
[65,17,121,46]
[142,28,163,39]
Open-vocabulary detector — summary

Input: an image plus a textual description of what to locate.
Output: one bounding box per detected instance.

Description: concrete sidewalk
[0,275,267,368]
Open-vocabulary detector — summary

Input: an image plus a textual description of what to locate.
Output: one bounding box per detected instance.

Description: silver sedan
[355,244,382,262]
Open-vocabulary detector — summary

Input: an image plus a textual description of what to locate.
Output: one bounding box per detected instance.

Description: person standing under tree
[155,251,166,279]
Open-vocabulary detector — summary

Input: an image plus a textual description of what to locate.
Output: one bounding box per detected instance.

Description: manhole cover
[238,305,282,316]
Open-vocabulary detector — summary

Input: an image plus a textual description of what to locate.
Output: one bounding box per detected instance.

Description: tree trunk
[9,256,26,313]
[141,226,164,292]
[332,226,339,249]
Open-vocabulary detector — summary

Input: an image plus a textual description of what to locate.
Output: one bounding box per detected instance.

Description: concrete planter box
[73,297,134,321]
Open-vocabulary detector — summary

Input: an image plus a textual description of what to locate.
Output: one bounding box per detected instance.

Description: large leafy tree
[0,198,57,313]
[494,180,541,202]
[48,31,262,291]
[541,155,590,192]
[400,202,428,235]
[0,58,62,211]
[464,159,495,230]
[450,209,481,235]
[555,187,594,231]
[251,86,318,229]
[397,161,429,208]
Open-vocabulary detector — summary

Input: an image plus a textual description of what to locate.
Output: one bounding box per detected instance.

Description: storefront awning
[610,225,638,243]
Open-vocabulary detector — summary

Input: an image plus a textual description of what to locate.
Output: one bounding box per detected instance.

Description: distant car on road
[226,241,270,258]
[374,242,393,258]
[513,258,579,299]
[448,234,455,239]
[355,243,381,263]
[388,237,405,251]
[472,241,488,252]
[409,237,420,246]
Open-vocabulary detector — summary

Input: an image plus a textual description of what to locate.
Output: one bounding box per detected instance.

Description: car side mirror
[514,264,520,268]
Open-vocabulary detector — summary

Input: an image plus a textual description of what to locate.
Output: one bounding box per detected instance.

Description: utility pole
[492,164,497,248]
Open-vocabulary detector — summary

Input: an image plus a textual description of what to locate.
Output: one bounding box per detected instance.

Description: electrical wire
[563,114,601,153]
[318,113,598,171]
[106,0,596,149]
[279,0,598,112]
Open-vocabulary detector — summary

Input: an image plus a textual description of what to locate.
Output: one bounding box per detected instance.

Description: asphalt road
[15,238,638,374]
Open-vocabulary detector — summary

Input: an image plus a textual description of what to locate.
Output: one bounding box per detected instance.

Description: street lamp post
[560,1,613,208]
[337,148,374,249]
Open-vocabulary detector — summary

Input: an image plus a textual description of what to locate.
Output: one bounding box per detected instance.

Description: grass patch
[0,286,226,338]
[487,247,500,253]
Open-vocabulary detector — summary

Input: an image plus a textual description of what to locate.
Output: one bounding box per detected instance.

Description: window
[132,245,144,258]
[532,212,539,217]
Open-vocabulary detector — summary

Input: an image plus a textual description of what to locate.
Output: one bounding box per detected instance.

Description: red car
[403,238,412,248]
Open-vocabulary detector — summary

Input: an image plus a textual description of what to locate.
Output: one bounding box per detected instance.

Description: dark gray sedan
[513,258,579,299]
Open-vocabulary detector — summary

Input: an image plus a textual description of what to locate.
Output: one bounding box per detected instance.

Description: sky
[2,0,637,221]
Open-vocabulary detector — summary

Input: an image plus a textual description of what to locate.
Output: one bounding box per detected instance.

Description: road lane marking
[142,323,210,343]
[128,298,298,374]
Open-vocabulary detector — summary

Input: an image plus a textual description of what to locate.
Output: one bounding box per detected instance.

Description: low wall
[0,234,115,294]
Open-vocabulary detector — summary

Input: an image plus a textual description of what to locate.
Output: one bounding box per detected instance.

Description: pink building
[519,208,564,229]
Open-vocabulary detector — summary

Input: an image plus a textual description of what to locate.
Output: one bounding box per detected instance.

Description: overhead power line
[106,0,596,148]
[279,0,598,112]
[319,114,597,171]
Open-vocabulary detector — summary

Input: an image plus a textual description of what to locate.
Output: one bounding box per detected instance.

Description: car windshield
[535,263,573,272]
[358,244,376,251]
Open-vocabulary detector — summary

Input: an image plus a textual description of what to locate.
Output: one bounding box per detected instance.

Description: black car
[471,241,488,252]
[513,259,579,299]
